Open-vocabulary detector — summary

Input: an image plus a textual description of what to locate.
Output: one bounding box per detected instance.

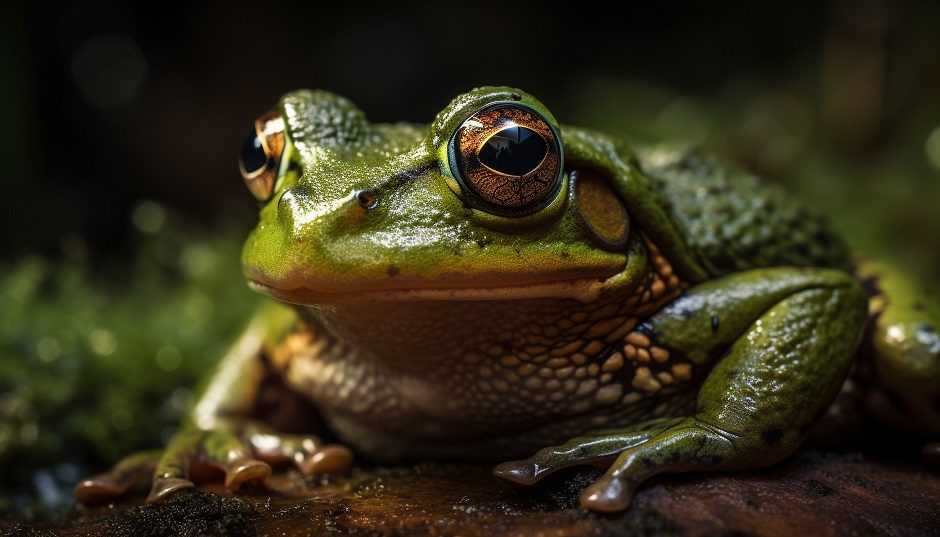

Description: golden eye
[448,104,563,215]
[238,109,285,201]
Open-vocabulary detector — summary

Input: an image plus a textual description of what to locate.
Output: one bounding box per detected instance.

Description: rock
[5,451,939,536]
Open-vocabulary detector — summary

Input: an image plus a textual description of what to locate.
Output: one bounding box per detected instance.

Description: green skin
[75,87,940,513]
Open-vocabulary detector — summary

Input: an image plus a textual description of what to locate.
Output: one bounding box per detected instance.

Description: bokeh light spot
[110,408,134,431]
[132,201,166,234]
[926,126,940,172]
[36,338,61,363]
[181,245,216,277]
[88,329,117,356]
[184,292,214,323]
[20,423,38,446]
[155,345,182,372]
[655,97,710,144]
[71,35,147,108]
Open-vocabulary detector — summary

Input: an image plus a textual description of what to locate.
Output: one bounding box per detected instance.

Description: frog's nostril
[276,186,312,218]
[356,190,378,210]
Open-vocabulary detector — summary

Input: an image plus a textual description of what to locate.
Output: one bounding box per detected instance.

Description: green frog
[75,87,940,513]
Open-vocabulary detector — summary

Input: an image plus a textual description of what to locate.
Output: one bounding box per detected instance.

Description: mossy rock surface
[5,450,938,537]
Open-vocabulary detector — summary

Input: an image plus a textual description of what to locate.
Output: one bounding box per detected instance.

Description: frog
[75,86,940,513]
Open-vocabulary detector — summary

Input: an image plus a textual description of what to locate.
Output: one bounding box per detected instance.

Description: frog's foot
[496,415,775,513]
[74,421,353,504]
[494,417,714,512]
[146,420,353,503]
[493,417,684,486]
[575,417,741,512]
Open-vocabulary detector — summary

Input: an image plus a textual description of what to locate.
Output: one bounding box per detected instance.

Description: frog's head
[239,87,703,306]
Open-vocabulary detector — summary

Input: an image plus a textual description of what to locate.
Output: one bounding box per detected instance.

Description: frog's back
[636,145,853,276]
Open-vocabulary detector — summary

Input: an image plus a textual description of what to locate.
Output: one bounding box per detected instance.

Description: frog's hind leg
[497,268,868,512]
[860,262,940,460]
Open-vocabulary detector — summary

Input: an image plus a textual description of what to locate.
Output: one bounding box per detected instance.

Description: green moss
[0,209,261,514]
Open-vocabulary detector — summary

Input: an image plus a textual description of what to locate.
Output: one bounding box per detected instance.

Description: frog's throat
[249,273,626,305]
[273,238,682,396]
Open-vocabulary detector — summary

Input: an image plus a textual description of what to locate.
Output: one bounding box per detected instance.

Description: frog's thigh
[580,269,867,512]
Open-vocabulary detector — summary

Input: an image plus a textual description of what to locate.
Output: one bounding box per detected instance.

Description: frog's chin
[247,276,617,305]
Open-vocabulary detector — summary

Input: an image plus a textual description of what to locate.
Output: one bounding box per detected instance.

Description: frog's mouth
[244,241,638,306]
[247,273,623,305]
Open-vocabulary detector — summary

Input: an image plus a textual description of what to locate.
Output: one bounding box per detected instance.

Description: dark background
[4,0,939,269]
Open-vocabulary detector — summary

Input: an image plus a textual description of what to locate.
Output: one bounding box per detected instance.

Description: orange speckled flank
[613,240,693,395]
[267,237,694,457]
[454,237,691,420]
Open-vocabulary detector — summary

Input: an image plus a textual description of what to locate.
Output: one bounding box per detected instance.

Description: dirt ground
[4,450,938,537]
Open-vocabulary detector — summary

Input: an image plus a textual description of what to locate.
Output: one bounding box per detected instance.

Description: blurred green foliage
[0,206,261,514]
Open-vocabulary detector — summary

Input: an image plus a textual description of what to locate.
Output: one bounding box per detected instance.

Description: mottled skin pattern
[75,87,940,514]
[637,146,853,274]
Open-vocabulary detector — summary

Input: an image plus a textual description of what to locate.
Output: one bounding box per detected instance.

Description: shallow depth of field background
[1,0,938,517]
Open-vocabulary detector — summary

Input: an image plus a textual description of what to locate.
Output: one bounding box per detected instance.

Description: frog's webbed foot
[74,419,353,504]
[498,416,742,513]
[493,417,684,486]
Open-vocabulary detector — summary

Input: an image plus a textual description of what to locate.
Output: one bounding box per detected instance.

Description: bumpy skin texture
[75,87,938,513]
[636,146,853,274]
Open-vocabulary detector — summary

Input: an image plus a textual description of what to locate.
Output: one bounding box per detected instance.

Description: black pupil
[478,125,547,176]
[240,127,268,173]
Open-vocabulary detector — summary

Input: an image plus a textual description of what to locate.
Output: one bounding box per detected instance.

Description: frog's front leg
[75,304,353,504]
[496,267,868,513]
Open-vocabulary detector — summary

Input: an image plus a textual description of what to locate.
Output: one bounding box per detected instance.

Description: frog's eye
[448,103,563,216]
[239,110,285,201]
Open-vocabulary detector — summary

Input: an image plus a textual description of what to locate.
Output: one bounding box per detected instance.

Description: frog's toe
[147,476,196,503]
[74,449,162,504]
[298,444,354,475]
[248,430,353,476]
[145,431,202,503]
[223,458,271,489]
[492,459,541,485]
[199,427,272,491]
[580,473,635,513]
